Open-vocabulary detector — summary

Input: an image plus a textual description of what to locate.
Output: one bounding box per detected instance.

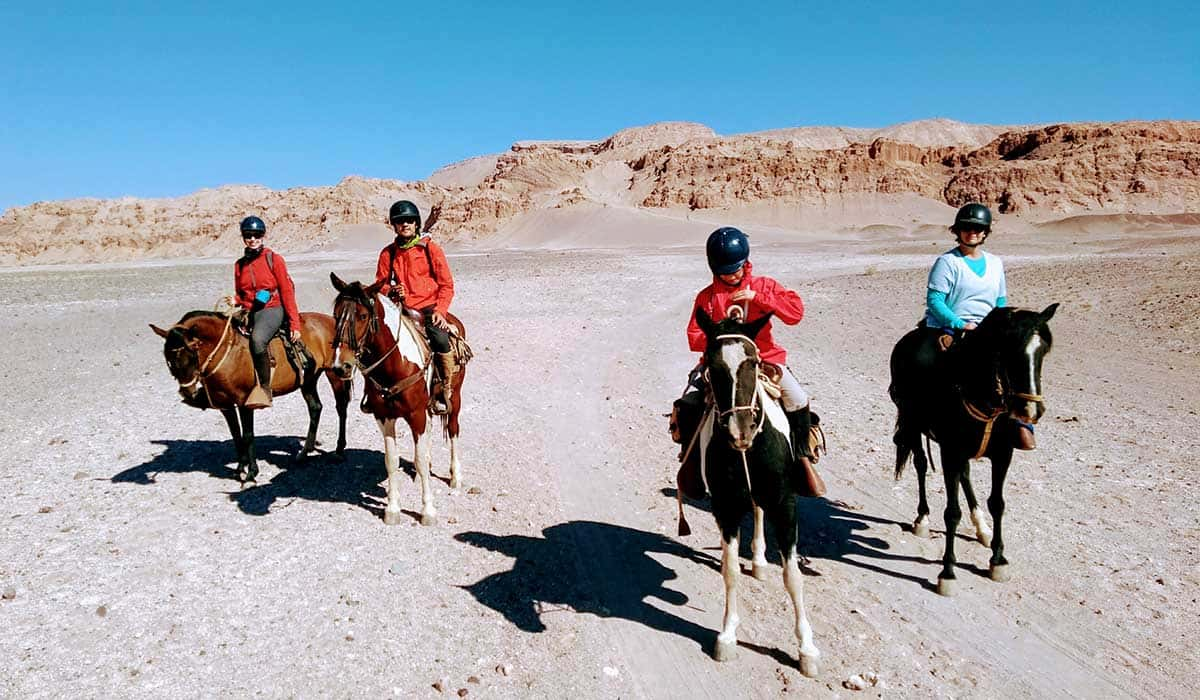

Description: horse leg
[377,419,406,525]
[771,501,819,677]
[750,506,769,580]
[446,402,462,490]
[412,425,437,526]
[714,525,742,662]
[326,371,349,458]
[238,406,259,484]
[221,408,248,478]
[961,462,992,547]
[297,374,322,461]
[912,437,932,538]
[937,458,964,596]
[987,452,1014,581]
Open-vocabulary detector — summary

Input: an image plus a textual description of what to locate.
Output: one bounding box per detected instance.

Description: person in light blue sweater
[924,202,1006,332]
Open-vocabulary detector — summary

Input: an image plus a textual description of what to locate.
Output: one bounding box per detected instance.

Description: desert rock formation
[2,119,1197,264]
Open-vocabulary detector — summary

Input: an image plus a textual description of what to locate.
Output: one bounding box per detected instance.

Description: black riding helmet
[239,216,266,235]
[706,227,750,275]
[388,200,422,230]
[952,203,993,233]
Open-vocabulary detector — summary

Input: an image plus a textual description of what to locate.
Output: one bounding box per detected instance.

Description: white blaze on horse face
[1020,333,1044,418]
[719,341,755,444]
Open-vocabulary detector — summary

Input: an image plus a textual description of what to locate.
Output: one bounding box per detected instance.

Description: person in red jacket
[686,227,822,468]
[374,200,457,412]
[234,215,302,409]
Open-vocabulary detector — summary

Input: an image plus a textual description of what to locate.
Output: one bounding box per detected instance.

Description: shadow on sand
[112,437,434,523]
[455,520,797,665]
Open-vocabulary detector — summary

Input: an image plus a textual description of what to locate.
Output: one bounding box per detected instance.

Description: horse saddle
[230,314,313,375]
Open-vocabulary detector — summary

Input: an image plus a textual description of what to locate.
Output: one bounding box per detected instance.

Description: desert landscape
[1,119,1198,698]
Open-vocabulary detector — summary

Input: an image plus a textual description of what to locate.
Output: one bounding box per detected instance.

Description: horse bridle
[334,294,400,374]
[709,333,767,438]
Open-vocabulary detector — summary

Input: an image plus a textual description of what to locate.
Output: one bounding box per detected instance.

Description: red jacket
[687,261,805,366]
[374,236,455,316]
[234,248,302,331]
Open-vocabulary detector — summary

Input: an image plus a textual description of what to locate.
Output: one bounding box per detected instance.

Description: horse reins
[334,295,428,400]
[175,313,236,409]
[961,363,1044,459]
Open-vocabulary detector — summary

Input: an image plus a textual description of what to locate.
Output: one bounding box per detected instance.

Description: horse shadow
[455,520,796,664]
[112,438,420,522]
[665,488,989,592]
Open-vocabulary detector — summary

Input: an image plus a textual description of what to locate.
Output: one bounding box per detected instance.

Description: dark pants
[425,314,451,353]
[250,305,284,385]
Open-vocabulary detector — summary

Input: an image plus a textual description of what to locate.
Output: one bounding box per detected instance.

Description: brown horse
[149,310,350,483]
[330,273,467,526]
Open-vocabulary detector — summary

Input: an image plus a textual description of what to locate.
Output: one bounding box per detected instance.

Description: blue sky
[2,0,1197,213]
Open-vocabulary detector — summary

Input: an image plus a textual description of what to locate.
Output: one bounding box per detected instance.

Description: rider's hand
[430,312,451,331]
[962,322,978,331]
[290,329,302,343]
[388,283,406,301]
[730,289,756,303]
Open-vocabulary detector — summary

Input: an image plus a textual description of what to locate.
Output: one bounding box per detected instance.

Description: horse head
[964,303,1058,425]
[695,308,774,451]
[330,272,386,379]
[149,315,216,400]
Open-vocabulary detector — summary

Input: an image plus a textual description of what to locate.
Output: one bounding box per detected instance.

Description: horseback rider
[233,215,302,409]
[684,227,825,489]
[909,203,1008,378]
[374,200,457,413]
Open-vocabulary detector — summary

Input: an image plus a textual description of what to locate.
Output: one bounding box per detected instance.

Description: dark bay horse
[330,273,468,526]
[149,311,350,483]
[889,304,1058,595]
[693,308,820,677]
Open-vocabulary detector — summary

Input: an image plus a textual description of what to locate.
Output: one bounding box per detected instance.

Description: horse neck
[365,306,420,378]
[951,337,1003,405]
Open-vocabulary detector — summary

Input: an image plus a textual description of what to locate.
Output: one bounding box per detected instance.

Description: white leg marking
[971,507,992,547]
[446,433,461,488]
[715,535,741,659]
[751,507,768,578]
[413,429,436,525]
[784,550,820,677]
[378,419,403,525]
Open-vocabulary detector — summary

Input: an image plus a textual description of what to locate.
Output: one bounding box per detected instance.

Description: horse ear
[694,308,715,337]
[365,279,385,297]
[744,312,774,339]
[330,272,347,292]
[149,324,170,339]
[1040,303,1059,322]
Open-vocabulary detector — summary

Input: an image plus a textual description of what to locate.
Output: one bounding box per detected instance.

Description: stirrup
[246,384,272,409]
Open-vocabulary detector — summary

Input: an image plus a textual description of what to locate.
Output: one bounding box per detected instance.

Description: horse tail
[893,414,914,480]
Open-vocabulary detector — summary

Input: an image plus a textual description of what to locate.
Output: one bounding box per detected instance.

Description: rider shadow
[455,520,795,664]
[663,487,969,592]
[113,438,416,523]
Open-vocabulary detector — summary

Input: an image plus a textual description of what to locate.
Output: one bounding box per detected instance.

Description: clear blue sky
[3,0,1197,213]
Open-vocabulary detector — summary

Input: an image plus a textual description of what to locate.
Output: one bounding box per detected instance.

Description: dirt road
[2,230,1197,698]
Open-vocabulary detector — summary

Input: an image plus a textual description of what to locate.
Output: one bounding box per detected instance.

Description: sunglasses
[242,231,265,239]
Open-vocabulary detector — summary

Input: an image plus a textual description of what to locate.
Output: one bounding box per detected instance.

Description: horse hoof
[990,564,1010,582]
[420,513,437,527]
[713,638,737,662]
[799,653,820,678]
[383,509,403,526]
[936,577,956,597]
[751,563,769,581]
[912,521,930,538]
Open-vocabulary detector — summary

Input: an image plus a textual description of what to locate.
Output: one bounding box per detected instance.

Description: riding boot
[430,352,457,415]
[787,406,826,498]
[246,352,273,409]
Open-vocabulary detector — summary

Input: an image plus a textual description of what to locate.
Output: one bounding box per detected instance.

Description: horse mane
[945,306,1052,374]
[178,310,228,324]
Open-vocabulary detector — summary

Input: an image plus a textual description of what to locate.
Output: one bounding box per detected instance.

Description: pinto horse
[330,273,467,526]
[692,308,821,677]
[889,304,1057,595]
[149,311,350,483]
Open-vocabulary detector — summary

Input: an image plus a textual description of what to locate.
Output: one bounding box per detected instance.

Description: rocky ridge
[2,119,1197,264]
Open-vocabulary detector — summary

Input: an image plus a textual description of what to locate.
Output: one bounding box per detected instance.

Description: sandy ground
[1,227,1197,699]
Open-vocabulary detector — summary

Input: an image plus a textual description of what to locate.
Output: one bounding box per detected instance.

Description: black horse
[693,308,821,677]
[889,304,1058,595]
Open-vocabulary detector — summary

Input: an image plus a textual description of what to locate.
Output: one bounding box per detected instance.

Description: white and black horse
[693,308,821,677]
[889,304,1057,595]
